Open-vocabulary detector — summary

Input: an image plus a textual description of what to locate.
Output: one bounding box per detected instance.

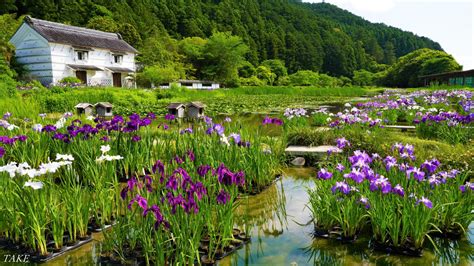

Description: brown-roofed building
[10,16,137,87]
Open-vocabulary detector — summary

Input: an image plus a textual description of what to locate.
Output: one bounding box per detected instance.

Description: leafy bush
[59,76,82,84]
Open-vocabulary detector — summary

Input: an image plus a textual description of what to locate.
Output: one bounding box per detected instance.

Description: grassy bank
[1,86,379,118]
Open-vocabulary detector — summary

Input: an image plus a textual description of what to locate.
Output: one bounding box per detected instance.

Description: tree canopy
[4,1,443,78]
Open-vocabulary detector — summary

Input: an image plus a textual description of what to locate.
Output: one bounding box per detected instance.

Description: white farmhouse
[9,16,138,87]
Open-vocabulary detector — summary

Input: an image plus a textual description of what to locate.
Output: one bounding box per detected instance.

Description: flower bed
[0,111,283,262]
[308,138,473,256]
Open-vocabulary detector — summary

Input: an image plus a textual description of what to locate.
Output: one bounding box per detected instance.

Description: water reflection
[220,168,474,266]
[1,168,472,265]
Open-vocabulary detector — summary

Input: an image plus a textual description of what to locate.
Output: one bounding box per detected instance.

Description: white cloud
[349,0,395,13]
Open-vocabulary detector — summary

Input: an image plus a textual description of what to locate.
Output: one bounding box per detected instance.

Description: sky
[303,0,474,69]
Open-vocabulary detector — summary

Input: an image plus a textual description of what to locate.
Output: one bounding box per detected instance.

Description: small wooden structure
[75,103,94,116]
[95,102,113,117]
[186,102,206,119]
[167,103,186,118]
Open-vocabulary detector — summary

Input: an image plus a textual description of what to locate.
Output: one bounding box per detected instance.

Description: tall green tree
[201,32,249,85]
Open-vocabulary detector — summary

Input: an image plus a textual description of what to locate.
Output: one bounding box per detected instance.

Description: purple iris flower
[165,113,175,121]
[129,113,140,121]
[197,165,212,177]
[166,174,179,190]
[383,156,397,171]
[392,184,405,197]
[143,204,165,228]
[234,171,245,186]
[416,196,433,209]
[331,181,351,195]
[0,146,5,158]
[229,133,241,144]
[237,141,251,148]
[217,189,231,205]
[459,182,473,193]
[152,160,165,178]
[429,175,443,187]
[120,186,129,200]
[111,115,124,124]
[3,112,12,120]
[262,116,273,125]
[100,136,110,142]
[186,150,195,161]
[369,176,392,194]
[336,137,350,149]
[183,197,199,214]
[336,163,345,172]
[132,135,141,142]
[421,159,440,173]
[343,168,365,183]
[128,195,148,210]
[271,118,283,125]
[140,118,152,127]
[448,169,460,178]
[16,135,27,142]
[205,127,214,135]
[213,124,225,135]
[42,125,57,133]
[147,112,156,120]
[359,197,370,209]
[180,128,193,134]
[317,168,333,180]
[217,164,235,185]
[203,116,213,125]
[411,167,425,181]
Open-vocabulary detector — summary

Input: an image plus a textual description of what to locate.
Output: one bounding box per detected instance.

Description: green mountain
[3,0,442,77]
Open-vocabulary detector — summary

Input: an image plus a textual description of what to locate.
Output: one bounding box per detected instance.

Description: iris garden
[0,87,472,264]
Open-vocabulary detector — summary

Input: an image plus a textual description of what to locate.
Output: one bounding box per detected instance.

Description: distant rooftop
[24,16,138,53]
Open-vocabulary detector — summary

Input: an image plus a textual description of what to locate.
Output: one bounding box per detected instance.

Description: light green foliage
[201,32,249,85]
[137,64,185,87]
[118,23,142,47]
[138,30,181,67]
[256,66,276,85]
[353,69,376,86]
[261,59,287,79]
[59,76,81,84]
[86,16,118,33]
[382,49,461,88]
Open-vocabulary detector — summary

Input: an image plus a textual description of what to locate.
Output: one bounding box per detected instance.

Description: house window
[113,54,123,64]
[76,50,88,61]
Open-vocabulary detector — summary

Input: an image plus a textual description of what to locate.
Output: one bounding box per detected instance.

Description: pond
[2,168,471,265]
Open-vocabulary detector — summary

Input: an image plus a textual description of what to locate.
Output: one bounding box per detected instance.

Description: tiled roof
[25,16,138,53]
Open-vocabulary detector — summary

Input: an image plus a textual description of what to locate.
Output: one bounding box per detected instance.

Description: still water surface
[1,168,472,265]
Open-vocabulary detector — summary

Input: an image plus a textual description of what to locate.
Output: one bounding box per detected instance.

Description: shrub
[59,76,82,84]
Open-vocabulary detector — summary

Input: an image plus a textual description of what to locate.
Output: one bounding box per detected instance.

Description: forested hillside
[1,0,442,78]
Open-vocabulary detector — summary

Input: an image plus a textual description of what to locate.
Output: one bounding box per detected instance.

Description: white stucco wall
[9,23,53,85]
[10,22,136,86]
[50,44,136,86]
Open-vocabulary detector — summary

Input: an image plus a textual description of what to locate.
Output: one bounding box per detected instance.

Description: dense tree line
[1,0,443,79]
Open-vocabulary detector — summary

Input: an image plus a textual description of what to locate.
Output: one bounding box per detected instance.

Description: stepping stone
[290,157,305,166]
[384,125,415,132]
[285,145,341,156]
